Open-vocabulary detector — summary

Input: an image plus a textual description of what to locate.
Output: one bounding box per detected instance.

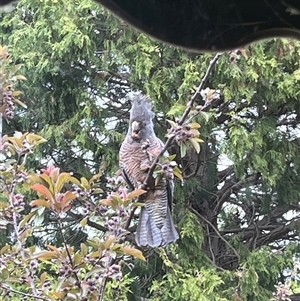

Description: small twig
[143,53,222,189]
[0,284,50,301]
[98,256,114,301]
[179,53,222,125]
[98,278,106,301]
[124,207,137,230]
[9,155,39,297]
[0,108,3,141]
[205,254,226,272]
[57,216,81,286]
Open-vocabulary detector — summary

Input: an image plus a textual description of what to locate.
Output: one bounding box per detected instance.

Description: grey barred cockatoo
[119,92,179,248]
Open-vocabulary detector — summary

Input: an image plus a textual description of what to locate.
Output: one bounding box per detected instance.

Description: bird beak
[131,121,140,139]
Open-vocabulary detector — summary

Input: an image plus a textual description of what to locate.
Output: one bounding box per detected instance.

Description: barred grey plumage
[119,92,179,247]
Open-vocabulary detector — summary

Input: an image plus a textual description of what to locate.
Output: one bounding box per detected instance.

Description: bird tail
[135,207,179,248]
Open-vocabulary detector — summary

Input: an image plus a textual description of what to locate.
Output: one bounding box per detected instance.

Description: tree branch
[213,173,261,215]
[218,204,300,249]
[254,219,300,248]
[0,284,49,301]
[9,155,39,297]
[66,210,108,232]
[143,53,223,189]
[190,206,240,263]
[57,216,81,286]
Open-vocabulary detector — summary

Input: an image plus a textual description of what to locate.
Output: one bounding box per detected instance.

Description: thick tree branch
[217,164,234,177]
[220,224,281,235]
[219,204,300,250]
[213,173,260,215]
[254,219,300,247]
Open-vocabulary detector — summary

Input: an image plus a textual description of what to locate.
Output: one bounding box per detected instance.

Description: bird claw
[141,139,150,151]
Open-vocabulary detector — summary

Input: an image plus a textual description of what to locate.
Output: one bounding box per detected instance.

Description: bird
[119,92,179,248]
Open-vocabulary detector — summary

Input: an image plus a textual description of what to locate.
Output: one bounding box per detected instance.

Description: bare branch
[124,207,137,230]
[9,156,39,297]
[0,284,50,301]
[66,210,108,232]
[179,53,223,124]
[57,216,81,286]
[190,206,240,263]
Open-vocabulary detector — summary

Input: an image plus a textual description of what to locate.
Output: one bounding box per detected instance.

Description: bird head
[128,92,155,141]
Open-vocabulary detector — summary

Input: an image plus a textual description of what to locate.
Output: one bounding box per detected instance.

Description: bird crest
[128,92,154,122]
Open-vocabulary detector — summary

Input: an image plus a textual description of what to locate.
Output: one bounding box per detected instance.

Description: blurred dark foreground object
[2,0,300,51]
[97,0,300,51]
